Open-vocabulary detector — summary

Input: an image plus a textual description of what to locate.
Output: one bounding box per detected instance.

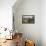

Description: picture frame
[22,15,35,24]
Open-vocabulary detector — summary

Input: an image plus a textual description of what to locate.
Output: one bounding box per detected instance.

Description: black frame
[22,15,35,24]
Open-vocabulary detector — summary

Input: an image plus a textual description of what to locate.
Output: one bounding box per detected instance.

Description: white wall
[41,0,46,46]
[0,0,16,29]
[13,0,41,46]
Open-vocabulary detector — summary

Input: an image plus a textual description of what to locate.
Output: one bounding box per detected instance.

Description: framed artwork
[22,15,35,24]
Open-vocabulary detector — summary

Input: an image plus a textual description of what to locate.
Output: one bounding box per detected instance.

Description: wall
[13,0,41,46]
[41,0,46,46]
[0,0,16,30]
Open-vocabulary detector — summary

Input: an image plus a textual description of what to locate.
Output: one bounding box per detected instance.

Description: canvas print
[22,15,35,24]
